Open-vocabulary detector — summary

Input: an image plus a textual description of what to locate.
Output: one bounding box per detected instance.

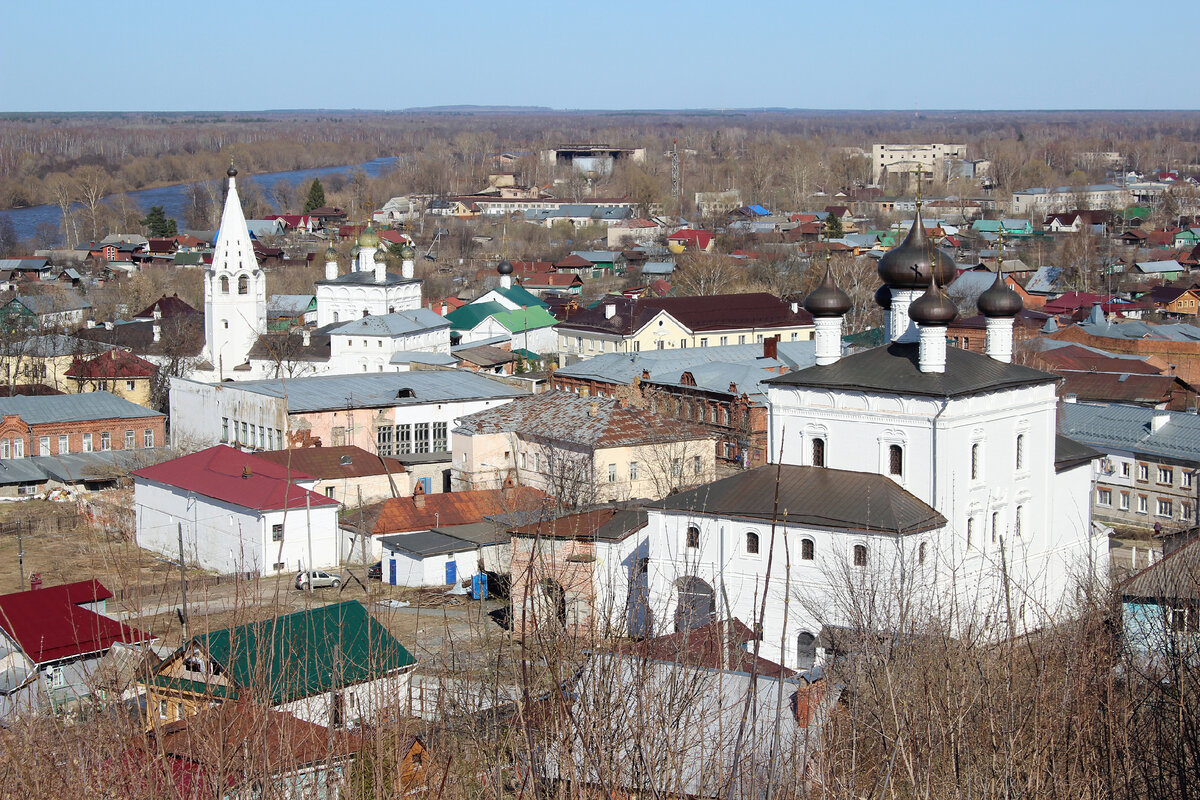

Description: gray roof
[649,361,790,403]
[1055,434,1100,472]
[226,371,524,413]
[946,271,999,301]
[0,392,162,425]
[388,351,459,366]
[13,294,92,315]
[767,342,1057,399]
[1061,403,1200,464]
[556,341,817,388]
[330,309,450,337]
[649,464,946,534]
[1135,259,1185,273]
[0,334,113,359]
[640,261,676,275]
[379,529,481,557]
[1025,266,1064,294]
[1077,318,1200,342]
[1122,538,1200,603]
[0,447,173,486]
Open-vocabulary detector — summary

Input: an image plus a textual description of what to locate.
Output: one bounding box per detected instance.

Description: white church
[198,166,446,381]
[629,206,1106,672]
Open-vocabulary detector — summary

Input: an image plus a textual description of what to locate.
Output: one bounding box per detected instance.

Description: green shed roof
[189,600,414,705]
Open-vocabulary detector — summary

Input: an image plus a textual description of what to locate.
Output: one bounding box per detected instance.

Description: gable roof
[557,293,813,336]
[165,601,414,705]
[131,445,337,512]
[252,446,405,479]
[1061,403,1200,463]
[767,342,1058,399]
[366,487,549,536]
[132,294,200,320]
[491,306,559,333]
[218,371,523,413]
[65,349,157,380]
[0,580,150,664]
[0,391,162,424]
[667,229,715,249]
[508,507,648,542]
[620,618,793,678]
[330,308,449,337]
[445,301,509,331]
[1122,536,1200,603]
[649,464,945,534]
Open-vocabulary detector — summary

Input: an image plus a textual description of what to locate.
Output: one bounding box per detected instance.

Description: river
[0,157,399,243]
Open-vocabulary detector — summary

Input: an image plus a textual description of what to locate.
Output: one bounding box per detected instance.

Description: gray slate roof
[330,308,449,337]
[1061,403,1200,464]
[556,341,817,388]
[1077,318,1200,342]
[767,342,1057,399]
[379,529,483,558]
[0,391,162,424]
[649,464,946,534]
[227,371,524,413]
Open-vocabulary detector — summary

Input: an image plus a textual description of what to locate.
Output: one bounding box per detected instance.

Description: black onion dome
[910,281,958,326]
[977,271,1023,318]
[804,268,851,318]
[875,284,892,310]
[877,209,956,289]
[497,260,514,275]
[227,164,238,177]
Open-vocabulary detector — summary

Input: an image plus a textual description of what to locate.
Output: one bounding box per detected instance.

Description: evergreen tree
[140,206,178,237]
[824,212,844,239]
[303,178,326,213]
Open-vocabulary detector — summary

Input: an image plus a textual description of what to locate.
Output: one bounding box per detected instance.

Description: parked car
[295,570,341,590]
[367,561,382,581]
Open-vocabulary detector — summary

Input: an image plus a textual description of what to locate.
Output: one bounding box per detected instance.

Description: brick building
[0,391,165,459]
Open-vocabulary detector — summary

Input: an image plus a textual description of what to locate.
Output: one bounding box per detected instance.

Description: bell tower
[204,165,266,378]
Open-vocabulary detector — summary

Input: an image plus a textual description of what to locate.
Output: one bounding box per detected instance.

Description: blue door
[389,559,397,586]
[419,477,432,494]
[445,559,457,585]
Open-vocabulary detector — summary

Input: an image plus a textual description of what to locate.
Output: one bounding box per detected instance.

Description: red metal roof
[667,229,715,249]
[132,445,338,512]
[369,487,548,535]
[0,580,150,664]
[65,349,157,380]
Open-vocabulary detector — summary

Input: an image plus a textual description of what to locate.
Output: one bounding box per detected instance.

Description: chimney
[604,302,616,319]
[241,465,252,479]
[790,301,800,314]
[152,323,161,343]
[413,480,426,507]
[301,328,311,347]
[763,335,778,360]
[1063,393,1078,403]
[1152,411,1171,433]
[589,402,599,417]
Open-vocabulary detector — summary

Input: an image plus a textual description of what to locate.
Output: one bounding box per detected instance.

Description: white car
[295,570,341,590]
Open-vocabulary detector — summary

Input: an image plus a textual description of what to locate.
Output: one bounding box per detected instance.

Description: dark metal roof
[1054,434,1100,473]
[379,529,482,557]
[648,464,945,535]
[766,342,1058,398]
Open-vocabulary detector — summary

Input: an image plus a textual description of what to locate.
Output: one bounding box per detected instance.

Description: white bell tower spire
[204,164,266,378]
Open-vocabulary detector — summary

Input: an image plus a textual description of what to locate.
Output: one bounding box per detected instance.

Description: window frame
[685,525,700,549]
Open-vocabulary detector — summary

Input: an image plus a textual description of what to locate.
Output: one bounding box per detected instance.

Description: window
[686,525,700,549]
[273,561,286,572]
[801,538,814,560]
[125,430,135,449]
[414,422,430,454]
[918,541,927,565]
[1014,506,1023,536]
[241,422,249,444]
[82,433,93,453]
[219,275,229,293]
[1184,502,1193,521]
[888,444,903,477]
[1157,499,1173,517]
[1185,472,1194,489]
[1138,495,1148,514]
[608,463,617,483]
[100,432,110,451]
[852,544,867,567]
[397,424,412,454]
[1097,488,1113,506]
[1158,467,1173,485]
[629,461,639,480]
[699,337,708,347]
[221,418,229,442]
[126,380,136,392]
[1138,464,1149,481]
[258,426,266,449]
[0,440,8,459]
[271,524,283,542]
[967,517,975,549]
[796,632,817,670]
[376,425,394,456]
[58,434,68,454]
[971,443,980,480]
[144,428,154,448]
[433,422,448,452]
[693,455,702,475]
[720,336,728,346]
[324,486,335,499]
[672,458,682,476]
[1015,434,1025,470]
[39,436,49,456]
[992,512,999,542]
[809,437,827,468]
[1121,462,1131,477]
[237,275,248,294]
[1120,492,1130,511]
[746,532,760,555]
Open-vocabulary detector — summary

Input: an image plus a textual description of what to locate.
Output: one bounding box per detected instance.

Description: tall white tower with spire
[204,165,266,377]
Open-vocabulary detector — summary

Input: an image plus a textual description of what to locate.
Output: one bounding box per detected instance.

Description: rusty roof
[454,391,714,449]
[556,292,813,336]
[253,446,406,478]
[620,618,794,679]
[365,486,549,536]
[649,464,945,534]
[508,507,648,541]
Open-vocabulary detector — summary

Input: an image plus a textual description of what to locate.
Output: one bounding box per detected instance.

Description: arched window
[801,538,814,560]
[237,275,248,295]
[221,319,229,330]
[745,531,760,555]
[918,541,927,565]
[971,443,980,480]
[888,444,903,477]
[1016,434,1025,470]
[685,525,700,549]
[1015,505,1023,536]
[967,518,974,549]
[812,437,825,467]
[853,544,867,567]
[219,275,229,294]
[796,632,817,671]
[992,512,1000,542]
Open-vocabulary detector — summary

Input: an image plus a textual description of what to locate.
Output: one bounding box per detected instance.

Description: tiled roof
[132,445,337,512]
[0,580,150,664]
[65,349,157,380]
[649,464,946,534]
[0,391,162,424]
[366,487,549,535]
[252,446,405,478]
[455,391,714,449]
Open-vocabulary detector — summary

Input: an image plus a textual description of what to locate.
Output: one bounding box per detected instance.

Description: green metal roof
[493,306,559,333]
[188,600,415,705]
[445,301,509,331]
[491,284,548,309]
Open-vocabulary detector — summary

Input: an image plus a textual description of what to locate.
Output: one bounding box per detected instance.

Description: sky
[3,0,1198,113]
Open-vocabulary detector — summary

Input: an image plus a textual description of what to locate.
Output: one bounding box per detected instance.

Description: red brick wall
[1051,326,1200,384]
[510,535,599,641]
[0,413,166,457]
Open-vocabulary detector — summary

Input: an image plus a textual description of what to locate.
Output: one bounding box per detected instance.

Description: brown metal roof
[365,487,549,536]
[508,507,648,541]
[648,464,945,535]
[254,445,406,479]
[557,293,813,337]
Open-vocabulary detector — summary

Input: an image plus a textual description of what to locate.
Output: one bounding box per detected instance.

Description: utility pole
[305,492,314,594]
[17,520,25,588]
[671,139,681,219]
[177,523,188,641]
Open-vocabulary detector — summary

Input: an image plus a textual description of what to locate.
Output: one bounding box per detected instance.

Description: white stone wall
[315,281,422,328]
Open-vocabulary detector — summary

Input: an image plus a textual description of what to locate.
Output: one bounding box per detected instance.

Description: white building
[380,522,507,587]
[872,143,967,183]
[1010,184,1131,217]
[637,207,1104,672]
[132,445,346,575]
[327,309,451,373]
[315,233,422,328]
[204,166,267,378]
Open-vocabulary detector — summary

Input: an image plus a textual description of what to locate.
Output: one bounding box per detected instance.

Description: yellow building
[65,349,157,408]
[0,334,104,393]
